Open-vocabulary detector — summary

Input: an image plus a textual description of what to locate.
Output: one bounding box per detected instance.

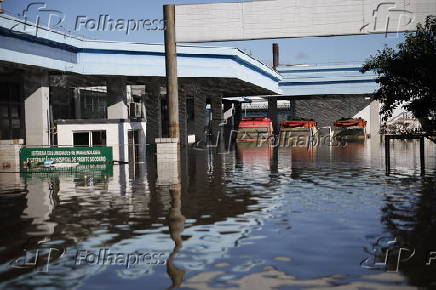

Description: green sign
[20,147,113,165]
[20,163,114,179]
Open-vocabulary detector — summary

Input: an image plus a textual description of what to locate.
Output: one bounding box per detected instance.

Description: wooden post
[164,4,180,140]
[385,135,390,175]
[420,136,425,176]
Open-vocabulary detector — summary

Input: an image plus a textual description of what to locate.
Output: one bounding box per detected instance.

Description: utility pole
[164,4,180,140]
[272,43,279,70]
[269,43,279,134]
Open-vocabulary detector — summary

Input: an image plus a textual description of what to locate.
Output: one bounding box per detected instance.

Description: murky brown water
[0,139,435,289]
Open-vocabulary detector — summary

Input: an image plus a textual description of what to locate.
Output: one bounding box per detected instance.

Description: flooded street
[1,139,435,289]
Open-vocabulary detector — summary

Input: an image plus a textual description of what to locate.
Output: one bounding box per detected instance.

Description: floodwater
[0,138,435,289]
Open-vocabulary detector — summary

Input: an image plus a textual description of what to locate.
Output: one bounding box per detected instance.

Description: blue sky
[4,0,405,66]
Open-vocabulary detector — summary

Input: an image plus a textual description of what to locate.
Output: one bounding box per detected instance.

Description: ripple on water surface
[0,140,435,289]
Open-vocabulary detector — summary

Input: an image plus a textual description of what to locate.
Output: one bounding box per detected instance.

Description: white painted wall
[24,75,50,146]
[57,122,146,162]
[354,102,414,127]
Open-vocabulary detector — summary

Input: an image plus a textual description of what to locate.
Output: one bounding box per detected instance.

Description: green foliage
[361,17,436,122]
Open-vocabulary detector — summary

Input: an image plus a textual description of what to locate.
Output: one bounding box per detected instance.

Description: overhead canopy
[174,0,436,43]
[0,14,281,96]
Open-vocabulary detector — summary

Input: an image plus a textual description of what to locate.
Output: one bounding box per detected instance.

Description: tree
[361,17,436,132]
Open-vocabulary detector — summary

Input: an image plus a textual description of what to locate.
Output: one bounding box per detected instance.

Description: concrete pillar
[268,98,279,134]
[107,77,128,119]
[221,101,233,145]
[210,96,223,143]
[145,81,162,145]
[156,138,181,185]
[288,98,296,120]
[194,93,207,143]
[234,102,242,129]
[370,100,381,139]
[24,71,50,146]
[73,88,81,119]
[223,102,232,126]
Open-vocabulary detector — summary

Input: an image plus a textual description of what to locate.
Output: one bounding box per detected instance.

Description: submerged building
[0,14,280,165]
[235,63,381,138]
[0,12,392,170]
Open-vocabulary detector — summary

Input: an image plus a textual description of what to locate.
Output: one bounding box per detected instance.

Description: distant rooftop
[278,63,378,96]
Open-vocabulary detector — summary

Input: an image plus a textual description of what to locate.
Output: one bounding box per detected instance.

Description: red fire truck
[333,118,367,139]
[280,120,318,129]
[333,118,367,129]
[237,117,273,142]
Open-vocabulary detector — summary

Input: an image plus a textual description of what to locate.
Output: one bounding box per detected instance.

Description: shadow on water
[0,138,435,288]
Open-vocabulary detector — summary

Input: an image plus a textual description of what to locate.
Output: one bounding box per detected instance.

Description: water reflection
[166,183,185,288]
[379,175,436,287]
[0,139,435,289]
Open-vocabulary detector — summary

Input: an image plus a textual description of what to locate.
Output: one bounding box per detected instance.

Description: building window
[92,131,106,146]
[73,132,90,146]
[73,131,106,147]
[80,89,107,119]
[50,87,75,120]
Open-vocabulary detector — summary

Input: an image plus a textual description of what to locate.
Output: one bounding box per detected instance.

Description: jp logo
[10,237,65,272]
[361,236,415,272]
[10,2,65,35]
[360,2,414,37]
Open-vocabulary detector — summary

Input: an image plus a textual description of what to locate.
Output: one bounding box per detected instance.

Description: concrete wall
[144,82,162,145]
[57,121,146,162]
[24,71,50,146]
[0,139,23,168]
[288,95,371,127]
[245,95,372,128]
[0,140,23,193]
